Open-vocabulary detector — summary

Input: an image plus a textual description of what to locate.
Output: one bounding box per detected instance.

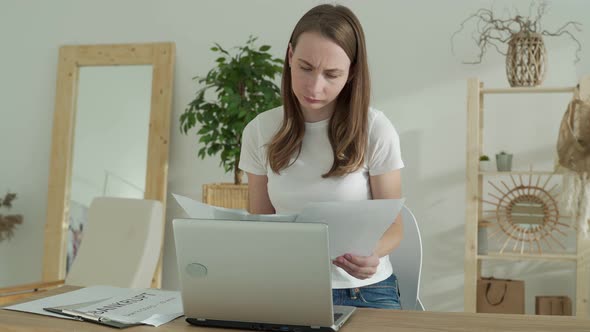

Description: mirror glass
[66,65,153,271]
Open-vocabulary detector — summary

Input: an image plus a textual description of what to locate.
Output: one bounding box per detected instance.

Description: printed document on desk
[296,198,405,257]
[2,285,183,327]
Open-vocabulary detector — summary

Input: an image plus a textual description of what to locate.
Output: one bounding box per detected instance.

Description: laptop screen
[173,219,335,327]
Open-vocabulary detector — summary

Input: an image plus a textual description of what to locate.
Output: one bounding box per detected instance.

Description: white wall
[1,0,589,314]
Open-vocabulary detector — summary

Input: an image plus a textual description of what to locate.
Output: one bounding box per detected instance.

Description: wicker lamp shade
[505,32,547,87]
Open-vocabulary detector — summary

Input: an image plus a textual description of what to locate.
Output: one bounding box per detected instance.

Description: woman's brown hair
[266,4,371,178]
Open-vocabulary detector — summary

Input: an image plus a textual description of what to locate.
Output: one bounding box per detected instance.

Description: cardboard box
[535,296,572,316]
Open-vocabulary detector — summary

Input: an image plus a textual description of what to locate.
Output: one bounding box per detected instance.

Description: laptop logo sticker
[186,263,208,278]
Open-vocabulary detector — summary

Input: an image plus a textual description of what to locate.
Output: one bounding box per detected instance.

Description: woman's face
[289,32,351,119]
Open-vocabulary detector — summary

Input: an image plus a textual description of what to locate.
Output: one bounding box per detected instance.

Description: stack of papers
[173,194,405,257]
[3,285,183,328]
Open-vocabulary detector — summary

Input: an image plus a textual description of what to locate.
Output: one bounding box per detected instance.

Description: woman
[239,4,404,310]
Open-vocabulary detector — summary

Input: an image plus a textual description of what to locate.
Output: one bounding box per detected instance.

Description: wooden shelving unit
[464,76,590,317]
[478,252,578,262]
[481,87,577,94]
[479,170,560,176]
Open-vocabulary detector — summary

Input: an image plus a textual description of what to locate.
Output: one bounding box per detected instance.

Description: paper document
[172,193,248,220]
[296,198,405,257]
[2,285,183,327]
[172,193,296,222]
[173,193,405,257]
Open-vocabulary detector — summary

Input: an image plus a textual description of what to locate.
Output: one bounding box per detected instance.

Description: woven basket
[506,32,547,87]
[202,183,248,209]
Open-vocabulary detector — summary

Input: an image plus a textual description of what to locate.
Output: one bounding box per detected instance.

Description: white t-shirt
[239,106,404,289]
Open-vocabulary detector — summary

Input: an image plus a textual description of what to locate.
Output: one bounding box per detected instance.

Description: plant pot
[505,32,547,87]
[479,160,493,172]
[496,154,513,172]
[478,225,489,254]
[202,183,248,209]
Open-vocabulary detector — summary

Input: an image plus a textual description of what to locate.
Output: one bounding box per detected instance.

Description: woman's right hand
[332,253,380,280]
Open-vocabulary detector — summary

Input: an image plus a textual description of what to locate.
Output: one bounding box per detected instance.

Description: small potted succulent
[496,151,513,171]
[479,155,493,172]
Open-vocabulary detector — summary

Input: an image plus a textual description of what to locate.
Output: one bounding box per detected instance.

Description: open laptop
[173,218,356,331]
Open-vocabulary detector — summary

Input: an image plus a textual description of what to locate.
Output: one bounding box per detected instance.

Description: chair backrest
[389,205,424,310]
[65,197,163,288]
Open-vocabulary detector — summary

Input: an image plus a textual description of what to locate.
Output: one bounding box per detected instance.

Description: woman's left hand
[332,253,380,280]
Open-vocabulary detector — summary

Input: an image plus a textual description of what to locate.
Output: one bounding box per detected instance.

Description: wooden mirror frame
[42,43,175,287]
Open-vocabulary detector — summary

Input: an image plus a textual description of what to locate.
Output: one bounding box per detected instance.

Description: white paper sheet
[172,193,296,222]
[173,193,405,257]
[296,198,405,257]
[172,193,248,220]
[2,285,183,327]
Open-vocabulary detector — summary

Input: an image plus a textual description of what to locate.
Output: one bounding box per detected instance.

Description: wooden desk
[1,286,588,332]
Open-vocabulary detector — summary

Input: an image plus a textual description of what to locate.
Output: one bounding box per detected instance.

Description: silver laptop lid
[173,219,334,327]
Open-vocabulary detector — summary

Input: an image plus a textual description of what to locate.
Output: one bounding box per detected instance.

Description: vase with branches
[0,192,23,241]
[451,1,582,87]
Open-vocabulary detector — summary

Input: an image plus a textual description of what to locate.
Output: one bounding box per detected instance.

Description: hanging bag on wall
[476,277,525,314]
[557,88,590,173]
[556,87,590,236]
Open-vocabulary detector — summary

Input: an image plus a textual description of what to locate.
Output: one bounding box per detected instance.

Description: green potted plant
[496,151,513,172]
[479,154,493,172]
[180,36,283,208]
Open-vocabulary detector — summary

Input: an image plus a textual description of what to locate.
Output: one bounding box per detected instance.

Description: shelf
[478,252,578,262]
[481,86,576,94]
[466,76,590,317]
[479,170,561,176]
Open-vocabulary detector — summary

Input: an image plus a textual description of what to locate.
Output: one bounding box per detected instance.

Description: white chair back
[65,197,163,288]
[389,205,424,310]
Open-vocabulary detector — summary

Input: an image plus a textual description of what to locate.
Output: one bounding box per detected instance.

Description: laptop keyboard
[333,313,343,322]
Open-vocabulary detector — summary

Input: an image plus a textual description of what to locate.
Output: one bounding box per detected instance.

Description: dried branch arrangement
[0,192,23,241]
[451,1,582,86]
[452,1,582,64]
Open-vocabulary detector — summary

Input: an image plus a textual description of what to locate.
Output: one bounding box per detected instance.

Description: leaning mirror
[67,65,152,270]
[43,43,175,287]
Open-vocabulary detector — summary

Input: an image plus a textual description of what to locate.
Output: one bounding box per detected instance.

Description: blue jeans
[332,274,402,310]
